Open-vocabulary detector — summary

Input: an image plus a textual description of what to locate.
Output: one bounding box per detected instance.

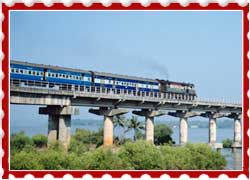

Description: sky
[10,10,243,131]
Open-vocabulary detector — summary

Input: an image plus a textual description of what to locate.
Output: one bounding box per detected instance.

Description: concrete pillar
[209,118,216,144]
[133,109,166,143]
[168,111,201,145]
[201,112,225,149]
[179,118,188,145]
[145,117,154,143]
[89,107,128,146]
[103,116,114,146]
[39,106,79,151]
[58,115,71,150]
[227,113,242,151]
[234,119,241,144]
[48,115,59,142]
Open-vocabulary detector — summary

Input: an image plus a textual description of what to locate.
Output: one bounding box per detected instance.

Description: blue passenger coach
[10,60,197,101]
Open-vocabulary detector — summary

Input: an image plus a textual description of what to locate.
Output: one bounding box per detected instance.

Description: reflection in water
[221,148,242,170]
[232,149,242,170]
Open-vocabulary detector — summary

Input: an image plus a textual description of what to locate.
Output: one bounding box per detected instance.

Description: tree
[118,140,164,170]
[154,124,174,145]
[222,138,233,148]
[32,134,48,148]
[10,131,33,154]
[113,115,127,144]
[126,116,144,141]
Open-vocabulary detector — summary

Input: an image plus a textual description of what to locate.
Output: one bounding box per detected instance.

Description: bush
[154,124,174,145]
[11,151,43,170]
[32,134,47,148]
[91,128,103,147]
[222,139,233,148]
[10,132,227,170]
[10,132,33,154]
[159,143,226,170]
[118,140,164,170]
[68,138,90,155]
[160,145,194,169]
[72,128,103,147]
[39,150,66,170]
[185,143,226,169]
[48,141,65,152]
[80,147,127,170]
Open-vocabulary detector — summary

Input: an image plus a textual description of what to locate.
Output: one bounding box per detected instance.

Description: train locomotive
[10,60,197,101]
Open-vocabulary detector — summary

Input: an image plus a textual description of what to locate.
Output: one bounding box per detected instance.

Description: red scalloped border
[2,2,249,179]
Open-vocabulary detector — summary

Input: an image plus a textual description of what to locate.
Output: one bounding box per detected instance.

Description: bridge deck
[10,83,242,113]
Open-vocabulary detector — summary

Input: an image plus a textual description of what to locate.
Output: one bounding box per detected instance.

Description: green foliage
[126,116,144,141]
[159,143,226,170]
[68,137,90,155]
[154,124,174,145]
[48,141,65,152]
[10,131,33,154]
[10,131,227,170]
[71,128,103,147]
[160,145,194,169]
[118,140,164,170]
[135,129,144,140]
[39,150,67,170]
[91,128,103,147]
[222,139,233,148]
[80,148,128,170]
[11,151,43,170]
[184,143,226,169]
[32,134,47,148]
[113,115,128,144]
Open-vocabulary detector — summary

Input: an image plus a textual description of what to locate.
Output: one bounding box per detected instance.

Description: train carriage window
[51,73,54,77]
[15,69,19,73]
[37,72,40,76]
[55,74,58,78]
[62,74,65,78]
[76,76,78,80]
[11,68,14,73]
[48,73,51,77]
[32,71,36,75]
[28,70,31,75]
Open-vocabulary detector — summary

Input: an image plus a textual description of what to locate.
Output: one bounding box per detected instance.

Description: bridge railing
[10,79,241,106]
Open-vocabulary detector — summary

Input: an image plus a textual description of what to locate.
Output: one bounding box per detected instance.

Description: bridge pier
[39,105,79,150]
[89,107,128,146]
[168,111,201,145]
[201,112,225,149]
[133,109,166,143]
[228,113,242,152]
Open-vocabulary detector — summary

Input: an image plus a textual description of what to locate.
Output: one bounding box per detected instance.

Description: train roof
[10,60,195,86]
[11,60,91,74]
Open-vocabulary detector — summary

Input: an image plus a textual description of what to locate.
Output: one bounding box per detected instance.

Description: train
[10,60,197,101]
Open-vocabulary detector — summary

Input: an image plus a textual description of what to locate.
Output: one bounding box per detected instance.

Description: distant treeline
[72,118,235,129]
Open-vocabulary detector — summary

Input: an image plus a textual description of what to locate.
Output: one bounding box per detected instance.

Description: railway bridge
[10,79,242,151]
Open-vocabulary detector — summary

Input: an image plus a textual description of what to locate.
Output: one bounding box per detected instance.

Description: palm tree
[126,116,144,141]
[113,115,127,143]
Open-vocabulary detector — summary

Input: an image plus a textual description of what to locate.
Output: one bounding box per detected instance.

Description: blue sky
[10,11,242,130]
